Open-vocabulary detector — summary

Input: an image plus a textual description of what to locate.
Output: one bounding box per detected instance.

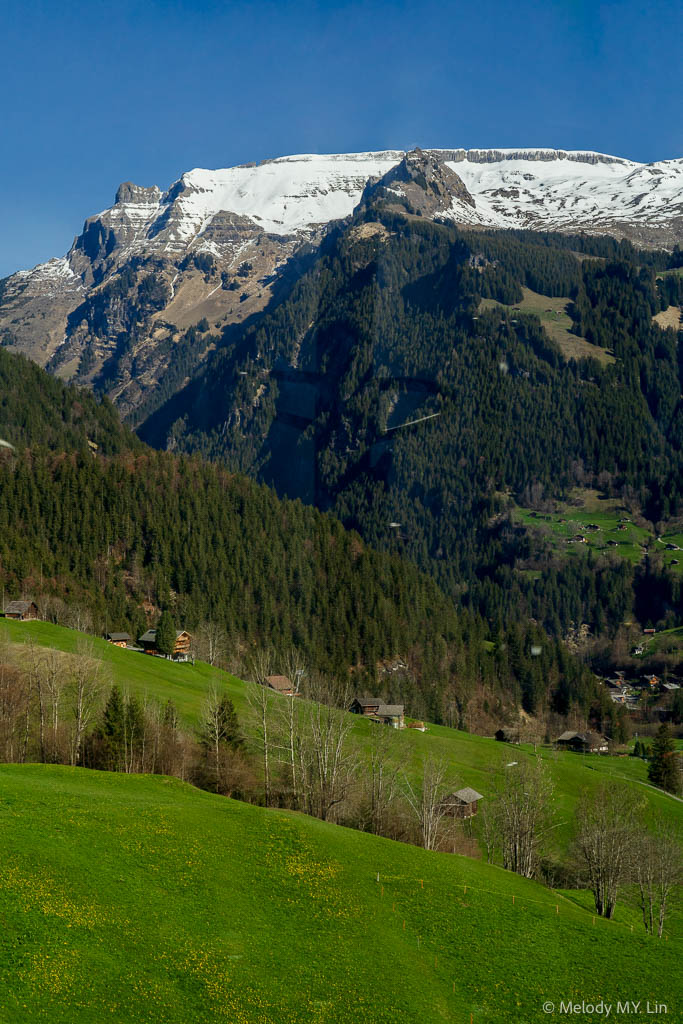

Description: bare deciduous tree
[273,687,304,808]
[574,784,641,918]
[0,657,27,763]
[199,683,241,792]
[195,621,229,668]
[402,755,456,851]
[303,696,358,822]
[246,679,275,807]
[280,647,307,696]
[492,757,554,878]
[24,639,52,762]
[243,646,274,686]
[42,648,68,762]
[68,641,105,766]
[364,725,401,836]
[633,820,682,937]
[243,647,277,805]
[64,604,93,635]
[479,802,499,864]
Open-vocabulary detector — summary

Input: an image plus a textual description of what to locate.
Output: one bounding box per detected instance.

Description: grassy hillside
[480,286,615,365]
[1,764,680,1024]
[513,489,683,575]
[3,619,681,859]
[643,624,683,657]
[0,618,246,723]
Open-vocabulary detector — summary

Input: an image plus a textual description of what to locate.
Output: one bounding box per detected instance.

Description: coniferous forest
[0,346,598,726]
[139,211,683,649]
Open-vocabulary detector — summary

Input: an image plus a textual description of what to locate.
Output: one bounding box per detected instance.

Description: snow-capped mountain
[1,147,682,418]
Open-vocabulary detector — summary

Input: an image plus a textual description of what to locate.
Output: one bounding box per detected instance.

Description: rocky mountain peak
[360,148,476,218]
[114,182,162,206]
[2,145,682,425]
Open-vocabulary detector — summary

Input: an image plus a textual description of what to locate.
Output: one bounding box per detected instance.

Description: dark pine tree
[647,723,680,794]
[156,610,177,658]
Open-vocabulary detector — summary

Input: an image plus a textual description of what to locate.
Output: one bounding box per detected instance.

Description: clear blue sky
[1,0,681,277]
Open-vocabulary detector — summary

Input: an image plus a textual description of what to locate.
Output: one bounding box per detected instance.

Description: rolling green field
[479,287,615,365]
[2,619,681,863]
[0,764,680,1024]
[642,625,683,658]
[513,492,683,575]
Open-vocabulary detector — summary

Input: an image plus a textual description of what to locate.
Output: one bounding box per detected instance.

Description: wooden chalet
[265,674,298,696]
[440,787,484,819]
[349,697,382,716]
[495,728,520,744]
[138,628,193,661]
[555,730,608,754]
[349,697,405,728]
[2,600,39,621]
[106,632,131,648]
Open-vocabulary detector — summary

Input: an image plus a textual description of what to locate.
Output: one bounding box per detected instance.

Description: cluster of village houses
[604,671,681,708]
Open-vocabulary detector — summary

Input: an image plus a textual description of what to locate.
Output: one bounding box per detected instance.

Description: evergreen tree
[156,611,176,658]
[647,724,680,794]
[199,695,242,752]
[101,685,126,769]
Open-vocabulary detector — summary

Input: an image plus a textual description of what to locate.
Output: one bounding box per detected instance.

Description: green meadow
[0,764,680,1024]
[479,287,614,365]
[0,618,248,722]
[643,625,683,658]
[513,494,683,574]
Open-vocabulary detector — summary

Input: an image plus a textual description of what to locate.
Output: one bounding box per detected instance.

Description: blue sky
[1,0,681,277]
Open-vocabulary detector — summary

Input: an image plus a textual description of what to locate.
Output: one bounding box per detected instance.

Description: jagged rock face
[1,146,682,420]
[360,149,476,217]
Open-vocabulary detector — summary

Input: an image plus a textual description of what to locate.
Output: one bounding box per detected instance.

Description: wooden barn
[265,675,298,696]
[106,632,131,648]
[349,697,404,728]
[440,787,484,819]
[555,730,608,754]
[371,704,405,729]
[2,600,39,621]
[349,697,383,717]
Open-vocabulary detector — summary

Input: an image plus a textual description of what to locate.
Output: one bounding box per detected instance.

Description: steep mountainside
[0,345,603,723]
[0,348,140,455]
[2,147,682,424]
[138,172,683,647]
